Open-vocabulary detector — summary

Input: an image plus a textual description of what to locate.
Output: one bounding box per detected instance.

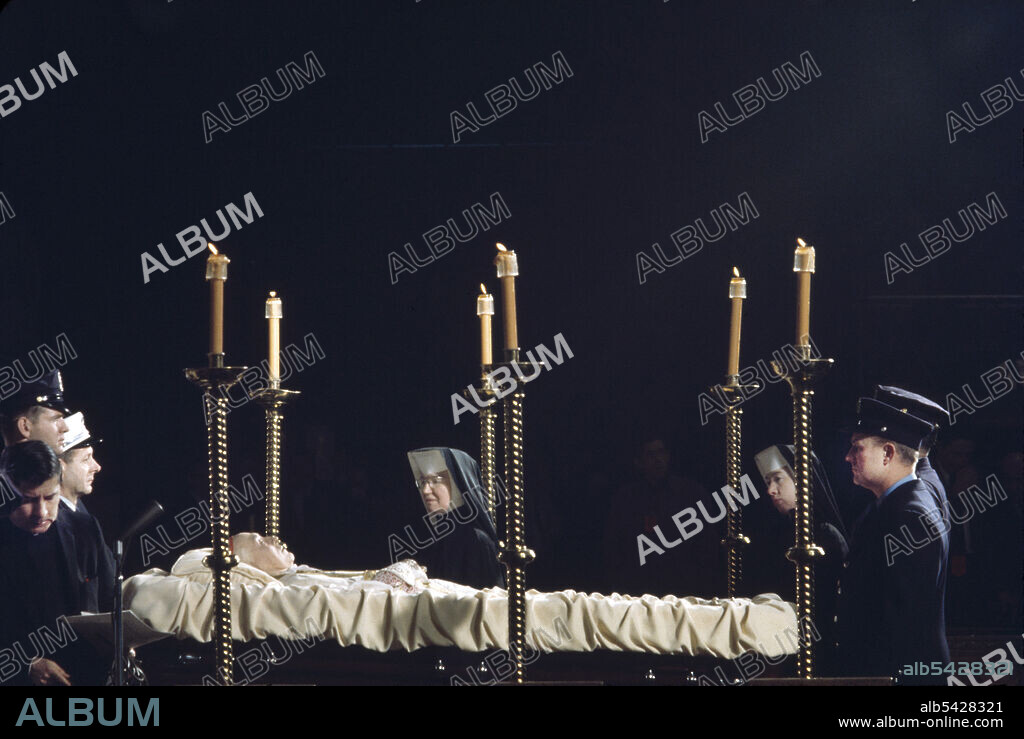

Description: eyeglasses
[417,474,447,489]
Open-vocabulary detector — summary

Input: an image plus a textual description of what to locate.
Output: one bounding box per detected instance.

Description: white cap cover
[754,445,793,482]
[62,412,94,452]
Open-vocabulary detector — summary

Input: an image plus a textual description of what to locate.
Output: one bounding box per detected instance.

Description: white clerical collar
[60,495,77,512]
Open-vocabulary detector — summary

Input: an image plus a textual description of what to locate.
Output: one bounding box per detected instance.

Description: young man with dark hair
[0,441,111,686]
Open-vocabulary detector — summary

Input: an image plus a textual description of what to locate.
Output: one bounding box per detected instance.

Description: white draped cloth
[123,549,799,659]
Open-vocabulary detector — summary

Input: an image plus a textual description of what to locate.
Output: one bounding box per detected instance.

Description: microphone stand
[113,539,126,687]
[110,500,163,687]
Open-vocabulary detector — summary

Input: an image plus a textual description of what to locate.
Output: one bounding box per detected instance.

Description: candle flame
[208,243,219,255]
[733,267,740,278]
[480,283,487,294]
[269,291,277,298]
[496,243,507,252]
[797,238,806,248]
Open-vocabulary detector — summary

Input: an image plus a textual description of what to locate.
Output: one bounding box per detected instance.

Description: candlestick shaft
[481,314,493,366]
[204,392,235,685]
[265,405,282,539]
[772,354,831,679]
[728,299,743,376]
[501,390,534,683]
[210,280,225,356]
[480,406,498,524]
[501,276,518,350]
[788,387,818,678]
[253,387,298,542]
[797,272,811,345]
[725,406,744,596]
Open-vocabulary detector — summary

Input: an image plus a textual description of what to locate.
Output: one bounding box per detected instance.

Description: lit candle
[727,267,746,376]
[266,291,282,384]
[205,244,230,357]
[494,243,519,351]
[477,283,494,366]
[794,238,815,346]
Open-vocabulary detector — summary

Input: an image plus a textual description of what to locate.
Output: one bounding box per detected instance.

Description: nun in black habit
[749,444,849,674]
[407,447,504,589]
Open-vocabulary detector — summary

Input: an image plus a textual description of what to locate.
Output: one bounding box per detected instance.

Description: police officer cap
[873,385,950,428]
[62,412,102,451]
[851,397,936,449]
[0,370,72,418]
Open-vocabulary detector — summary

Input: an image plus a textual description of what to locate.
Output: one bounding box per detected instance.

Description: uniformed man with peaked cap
[57,412,115,608]
[57,412,104,521]
[836,398,950,682]
[0,370,72,454]
[874,385,950,519]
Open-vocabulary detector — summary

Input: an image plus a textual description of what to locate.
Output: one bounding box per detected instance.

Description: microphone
[118,501,164,542]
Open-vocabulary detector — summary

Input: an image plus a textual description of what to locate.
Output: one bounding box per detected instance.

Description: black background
[0,1,1019,613]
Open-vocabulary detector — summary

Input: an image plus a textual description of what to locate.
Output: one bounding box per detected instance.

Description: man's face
[10,477,61,534]
[845,434,887,491]
[233,533,295,575]
[637,440,670,482]
[61,446,101,497]
[418,470,452,514]
[22,408,68,454]
[764,469,797,514]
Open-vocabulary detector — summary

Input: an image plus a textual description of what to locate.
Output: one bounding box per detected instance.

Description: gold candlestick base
[185,366,248,388]
[463,371,499,411]
[252,388,301,404]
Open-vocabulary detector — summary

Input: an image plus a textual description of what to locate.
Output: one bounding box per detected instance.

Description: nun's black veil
[757,444,848,675]
[777,444,848,540]
[407,447,504,588]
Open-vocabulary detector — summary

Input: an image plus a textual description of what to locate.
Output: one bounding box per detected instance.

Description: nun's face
[418,470,452,513]
[764,469,797,515]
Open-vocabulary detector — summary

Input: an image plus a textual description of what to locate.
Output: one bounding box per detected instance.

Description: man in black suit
[57,412,115,588]
[58,413,103,520]
[1,376,115,660]
[836,398,950,682]
[0,441,111,686]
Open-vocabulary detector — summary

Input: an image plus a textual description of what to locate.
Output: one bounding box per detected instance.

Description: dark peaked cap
[874,385,950,428]
[849,397,936,450]
[0,370,72,417]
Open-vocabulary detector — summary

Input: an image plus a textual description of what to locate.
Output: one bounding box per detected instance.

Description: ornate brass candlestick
[716,377,759,597]
[463,373,499,523]
[253,384,299,541]
[772,346,833,679]
[495,350,540,684]
[186,359,247,686]
[480,404,498,522]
